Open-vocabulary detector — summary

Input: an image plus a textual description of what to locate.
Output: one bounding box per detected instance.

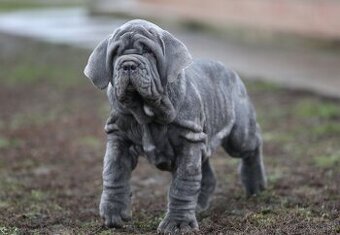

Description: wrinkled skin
[84,19,267,234]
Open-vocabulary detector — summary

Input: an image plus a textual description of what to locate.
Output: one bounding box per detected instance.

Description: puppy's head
[84,20,192,115]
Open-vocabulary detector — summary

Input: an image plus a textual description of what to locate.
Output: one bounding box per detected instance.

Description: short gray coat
[84,19,266,234]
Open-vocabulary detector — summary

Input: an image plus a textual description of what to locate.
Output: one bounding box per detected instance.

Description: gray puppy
[84,19,266,234]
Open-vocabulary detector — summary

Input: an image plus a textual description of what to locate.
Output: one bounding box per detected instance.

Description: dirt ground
[0,34,339,234]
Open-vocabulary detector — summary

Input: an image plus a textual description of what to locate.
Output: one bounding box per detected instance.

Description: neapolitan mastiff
[84,19,267,234]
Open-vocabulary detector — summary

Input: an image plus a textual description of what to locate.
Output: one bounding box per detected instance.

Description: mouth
[126,83,135,92]
[117,87,156,118]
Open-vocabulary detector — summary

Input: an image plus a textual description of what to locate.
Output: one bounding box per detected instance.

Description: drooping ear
[84,37,118,90]
[161,31,192,83]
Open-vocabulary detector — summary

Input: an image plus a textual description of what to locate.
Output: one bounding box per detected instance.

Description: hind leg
[238,139,266,196]
[197,159,216,212]
[223,123,267,197]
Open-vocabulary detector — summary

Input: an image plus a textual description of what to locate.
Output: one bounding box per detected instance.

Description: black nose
[122,61,137,72]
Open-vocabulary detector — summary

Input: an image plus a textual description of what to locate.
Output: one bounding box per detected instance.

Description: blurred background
[0,0,339,234]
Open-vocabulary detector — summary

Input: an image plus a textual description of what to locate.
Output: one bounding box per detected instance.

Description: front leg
[158,142,202,234]
[100,133,137,227]
[197,159,216,212]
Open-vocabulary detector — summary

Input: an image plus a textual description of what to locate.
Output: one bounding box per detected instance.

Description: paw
[196,185,215,212]
[196,192,212,212]
[240,163,267,197]
[157,214,199,234]
[245,179,266,197]
[99,196,131,228]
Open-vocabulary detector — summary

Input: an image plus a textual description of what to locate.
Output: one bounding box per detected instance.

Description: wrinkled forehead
[120,20,163,33]
[111,20,163,42]
[108,20,165,57]
[109,20,164,49]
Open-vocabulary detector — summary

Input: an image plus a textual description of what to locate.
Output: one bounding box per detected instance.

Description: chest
[116,117,177,171]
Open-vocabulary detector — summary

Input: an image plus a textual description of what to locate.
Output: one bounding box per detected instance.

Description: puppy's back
[183,59,247,144]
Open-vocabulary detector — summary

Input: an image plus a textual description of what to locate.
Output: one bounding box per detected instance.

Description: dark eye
[142,45,151,54]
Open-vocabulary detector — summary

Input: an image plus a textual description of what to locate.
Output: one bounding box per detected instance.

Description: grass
[0,0,84,12]
[0,227,20,235]
[77,136,102,150]
[0,34,339,234]
[314,153,340,168]
[0,136,21,149]
[0,42,88,88]
[296,99,340,119]
[0,137,10,149]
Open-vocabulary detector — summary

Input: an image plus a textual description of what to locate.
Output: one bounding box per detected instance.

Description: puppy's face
[113,38,163,109]
[84,20,192,122]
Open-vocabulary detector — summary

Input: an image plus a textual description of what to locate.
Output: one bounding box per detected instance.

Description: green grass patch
[0,37,89,88]
[0,175,22,192]
[0,201,10,209]
[9,109,60,129]
[0,227,19,235]
[246,80,281,92]
[266,168,284,184]
[262,131,293,143]
[30,190,48,201]
[2,61,84,88]
[314,153,340,168]
[295,99,340,119]
[0,1,48,11]
[0,137,10,149]
[0,0,83,12]
[133,214,163,231]
[78,136,102,149]
[98,230,115,235]
[312,122,340,137]
[247,212,277,227]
